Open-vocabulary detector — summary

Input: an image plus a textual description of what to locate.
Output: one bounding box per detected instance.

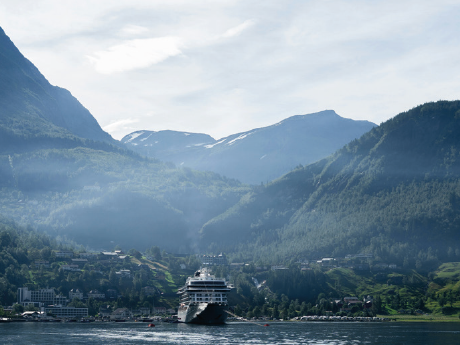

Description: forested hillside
[0,146,248,251]
[0,26,249,252]
[0,216,58,305]
[201,101,460,268]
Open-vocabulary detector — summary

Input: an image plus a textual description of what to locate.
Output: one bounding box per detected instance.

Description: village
[0,249,404,322]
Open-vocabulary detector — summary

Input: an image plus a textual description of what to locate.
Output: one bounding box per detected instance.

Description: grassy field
[325,267,427,300]
[434,262,460,281]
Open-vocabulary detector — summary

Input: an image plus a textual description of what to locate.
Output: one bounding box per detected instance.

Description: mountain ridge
[122,110,376,184]
[0,26,113,148]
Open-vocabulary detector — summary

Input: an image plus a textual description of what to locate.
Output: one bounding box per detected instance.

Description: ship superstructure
[177,268,232,324]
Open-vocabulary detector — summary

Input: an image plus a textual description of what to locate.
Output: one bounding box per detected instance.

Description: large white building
[18,287,66,306]
[43,306,88,318]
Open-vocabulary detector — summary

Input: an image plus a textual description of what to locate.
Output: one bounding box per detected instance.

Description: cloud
[3,0,460,141]
[119,25,150,37]
[103,118,139,134]
[222,20,255,38]
[87,36,182,74]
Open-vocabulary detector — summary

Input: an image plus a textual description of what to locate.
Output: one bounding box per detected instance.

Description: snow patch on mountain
[227,132,253,146]
[124,131,144,143]
[140,133,152,142]
[205,139,226,149]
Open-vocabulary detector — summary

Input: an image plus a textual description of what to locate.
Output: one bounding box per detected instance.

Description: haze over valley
[1,1,460,323]
[1,24,460,264]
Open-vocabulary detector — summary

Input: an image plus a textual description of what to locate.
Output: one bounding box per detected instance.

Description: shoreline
[376,314,460,323]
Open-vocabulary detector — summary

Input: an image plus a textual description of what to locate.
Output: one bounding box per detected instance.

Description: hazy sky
[1,0,460,140]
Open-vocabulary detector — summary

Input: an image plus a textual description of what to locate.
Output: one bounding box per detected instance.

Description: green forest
[200,101,460,269]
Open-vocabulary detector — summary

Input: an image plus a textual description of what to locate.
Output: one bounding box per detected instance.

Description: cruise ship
[177,268,232,324]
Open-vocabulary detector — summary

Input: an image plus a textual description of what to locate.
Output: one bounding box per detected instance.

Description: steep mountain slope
[0,145,248,251]
[0,26,113,153]
[0,27,249,251]
[122,111,376,184]
[200,101,460,267]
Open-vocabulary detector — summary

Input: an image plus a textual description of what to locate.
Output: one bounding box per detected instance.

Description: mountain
[0,26,114,154]
[121,111,376,184]
[0,26,249,251]
[199,101,460,268]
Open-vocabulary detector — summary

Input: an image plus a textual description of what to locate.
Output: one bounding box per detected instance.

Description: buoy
[148,323,155,327]
[264,324,270,327]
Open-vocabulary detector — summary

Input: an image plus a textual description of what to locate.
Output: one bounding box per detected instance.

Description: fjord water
[1,322,460,344]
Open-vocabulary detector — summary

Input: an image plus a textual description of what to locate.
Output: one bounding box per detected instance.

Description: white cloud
[87,36,182,74]
[2,0,460,141]
[103,118,139,134]
[222,20,255,38]
[119,25,150,37]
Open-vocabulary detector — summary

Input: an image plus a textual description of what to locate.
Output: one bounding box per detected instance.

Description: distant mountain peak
[122,111,376,184]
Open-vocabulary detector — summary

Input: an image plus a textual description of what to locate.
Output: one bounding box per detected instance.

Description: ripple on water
[2,321,460,345]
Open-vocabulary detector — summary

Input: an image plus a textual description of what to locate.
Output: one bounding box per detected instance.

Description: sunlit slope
[201,101,460,265]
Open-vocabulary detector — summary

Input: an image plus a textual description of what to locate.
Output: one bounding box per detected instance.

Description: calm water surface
[1,321,460,344]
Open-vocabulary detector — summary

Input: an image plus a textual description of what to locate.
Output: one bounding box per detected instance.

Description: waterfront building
[18,287,67,306]
[110,308,132,320]
[43,306,88,318]
[99,305,112,317]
